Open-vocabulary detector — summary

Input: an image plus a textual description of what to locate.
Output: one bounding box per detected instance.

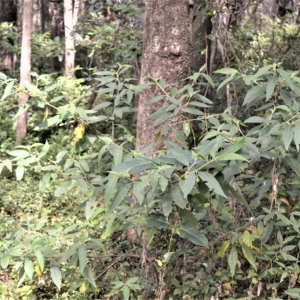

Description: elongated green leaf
[7,150,30,160]
[179,172,195,198]
[244,116,266,123]
[198,172,227,198]
[50,265,62,289]
[123,285,130,300]
[146,214,170,229]
[218,153,248,161]
[16,165,25,181]
[24,259,34,280]
[283,125,293,151]
[133,181,145,205]
[285,156,300,178]
[34,250,44,271]
[104,174,119,206]
[215,68,238,75]
[113,146,123,167]
[178,222,208,246]
[78,244,87,273]
[34,115,60,130]
[228,247,238,277]
[54,181,72,197]
[200,73,215,86]
[162,193,173,217]
[266,75,277,101]
[82,266,97,287]
[219,138,245,155]
[113,157,156,175]
[218,240,230,258]
[14,103,30,119]
[107,183,131,214]
[243,85,266,107]
[1,80,15,101]
[171,183,186,208]
[294,122,300,152]
[146,95,164,105]
[241,244,257,270]
[0,255,9,269]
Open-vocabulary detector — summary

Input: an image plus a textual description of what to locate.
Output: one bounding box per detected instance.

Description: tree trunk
[49,1,64,72]
[0,0,17,72]
[16,0,33,144]
[136,0,193,152]
[64,0,79,78]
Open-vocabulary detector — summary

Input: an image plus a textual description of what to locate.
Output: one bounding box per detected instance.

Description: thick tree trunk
[136,0,193,152]
[16,0,33,144]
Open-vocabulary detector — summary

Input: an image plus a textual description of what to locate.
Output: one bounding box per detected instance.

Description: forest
[1,0,300,299]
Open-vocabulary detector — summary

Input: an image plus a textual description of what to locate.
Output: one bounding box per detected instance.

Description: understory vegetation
[1,1,300,300]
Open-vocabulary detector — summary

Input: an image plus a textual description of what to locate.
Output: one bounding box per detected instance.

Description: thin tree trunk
[64,0,79,78]
[16,0,33,144]
[136,0,193,152]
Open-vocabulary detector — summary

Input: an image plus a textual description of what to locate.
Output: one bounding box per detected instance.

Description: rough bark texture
[136,0,193,152]
[16,0,33,144]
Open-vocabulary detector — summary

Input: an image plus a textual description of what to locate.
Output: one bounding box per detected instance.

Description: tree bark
[16,0,33,144]
[49,1,64,72]
[64,0,79,78]
[136,0,193,152]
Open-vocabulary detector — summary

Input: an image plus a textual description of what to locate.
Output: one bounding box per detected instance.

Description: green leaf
[7,149,30,160]
[243,85,266,107]
[133,181,145,205]
[285,156,300,178]
[218,137,245,155]
[113,157,156,175]
[82,266,97,288]
[218,153,248,161]
[34,115,60,130]
[113,146,123,167]
[217,240,230,258]
[123,285,130,300]
[16,165,25,181]
[285,288,300,298]
[34,250,44,271]
[54,181,72,197]
[179,172,195,198]
[107,183,131,214]
[171,183,187,209]
[266,75,277,101]
[0,255,9,269]
[241,244,257,271]
[50,263,62,290]
[24,259,34,280]
[282,125,293,151]
[228,247,238,277]
[78,244,87,273]
[244,116,266,123]
[215,68,238,75]
[146,95,165,105]
[1,80,15,101]
[104,174,119,206]
[162,193,173,217]
[14,103,30,119]
[146,214,170,229]
[261,222,273,244]
[198,172,227,198]
[294,122,300,152]
[178,222,208,246]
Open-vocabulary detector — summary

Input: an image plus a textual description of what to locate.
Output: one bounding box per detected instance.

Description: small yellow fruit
[223,282,232,291]
[34,261,43,277]
[80,282,87,294]
[73,124,85,143]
